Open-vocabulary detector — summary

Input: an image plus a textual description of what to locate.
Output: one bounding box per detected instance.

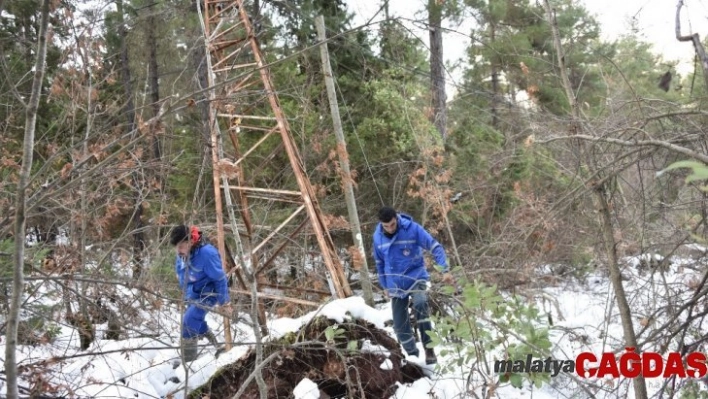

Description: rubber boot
[425,348,437,365]
[182,337,199,362]
[203,330,225,358]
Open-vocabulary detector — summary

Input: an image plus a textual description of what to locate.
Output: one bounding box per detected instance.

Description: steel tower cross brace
[201,0,353,305]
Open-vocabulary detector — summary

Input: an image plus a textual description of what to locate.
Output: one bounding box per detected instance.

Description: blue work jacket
[175,243,229,306]
[372,213,448,298]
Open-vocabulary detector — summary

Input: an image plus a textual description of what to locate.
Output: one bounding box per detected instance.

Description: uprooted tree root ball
[189,316,427,398]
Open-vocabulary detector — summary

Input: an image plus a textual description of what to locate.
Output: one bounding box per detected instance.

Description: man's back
[176,243,226,302]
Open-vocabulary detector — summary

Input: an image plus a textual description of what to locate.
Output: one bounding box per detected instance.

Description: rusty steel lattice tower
[199,0,353,317]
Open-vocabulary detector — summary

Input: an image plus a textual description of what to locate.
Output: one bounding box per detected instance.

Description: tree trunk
[252,0,260,37]
[116,0,145,280]
[6,0,50,397]
[489,21,499,129]
[542,1,647,398]
[145,9,163,241]
[428,0,446,141]
[116,0,135,142]
[191,24,212,152]
[316,15,375,307]
[146,13,161,161]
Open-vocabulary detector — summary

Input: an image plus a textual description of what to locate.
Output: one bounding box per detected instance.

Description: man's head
[170,224,191,256]
[378,206,398,236]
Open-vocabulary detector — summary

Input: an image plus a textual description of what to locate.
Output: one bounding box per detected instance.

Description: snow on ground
[293,378,320,399]
[2,252,708,398]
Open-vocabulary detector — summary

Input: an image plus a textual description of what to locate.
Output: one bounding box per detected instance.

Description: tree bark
[316,15,375,307]
[6,0,50,397]
[544,0,579,127]
[191,14,212,153]
[252,0,260,35]
[542,1,648,398]
[676,0,708,91]
[146,12,161,161]
[489,21,499,129]
[116,0,145,279]
[145,8,163,242]
[428,0,446,141]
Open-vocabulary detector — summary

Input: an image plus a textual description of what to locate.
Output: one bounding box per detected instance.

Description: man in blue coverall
[170,225,231,361]
[373,206,455,365]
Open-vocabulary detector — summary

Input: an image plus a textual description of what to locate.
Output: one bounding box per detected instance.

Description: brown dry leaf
[486,382,497,397]
[89,143,106,162]
[282,348,296,359]
[46,143,59,155]
[217,159,240,179]
[157,213,168,225]
[312,141,322,154]
[639,317,650,327]
[520,61,529,75]
[335,142,349,164]
[348,246,363,271]
[323,214,349,230]
[50,78,65,97]
[313,184,327,198]
[60,162,73,179]
[688,277,701,290]
[542,240,555,253]
[323,359,345,379]
[0,156,20,169]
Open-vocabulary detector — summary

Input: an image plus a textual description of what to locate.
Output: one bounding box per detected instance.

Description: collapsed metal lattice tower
[200,0,353,314]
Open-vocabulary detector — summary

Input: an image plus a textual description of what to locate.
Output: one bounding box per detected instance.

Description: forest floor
[2,249,708,398]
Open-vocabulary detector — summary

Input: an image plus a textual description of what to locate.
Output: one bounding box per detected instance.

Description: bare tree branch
[676,0,708,90]
[6,0,50,396]
[538,134,708,164]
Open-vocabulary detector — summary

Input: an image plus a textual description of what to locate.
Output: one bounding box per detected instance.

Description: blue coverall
[175,243,229,339]
[373,212,448,356]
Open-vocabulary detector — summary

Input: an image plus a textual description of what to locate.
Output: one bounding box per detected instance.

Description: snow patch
[361,339,391,357]
[684,243,708,252]
[390,379,434,399]
[317,296,389,328]
[293,378,320,399]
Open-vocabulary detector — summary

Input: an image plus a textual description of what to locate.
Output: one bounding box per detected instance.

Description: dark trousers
[391,281,433,356]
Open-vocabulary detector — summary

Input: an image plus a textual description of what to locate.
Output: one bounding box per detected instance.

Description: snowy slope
[1,252,708,398]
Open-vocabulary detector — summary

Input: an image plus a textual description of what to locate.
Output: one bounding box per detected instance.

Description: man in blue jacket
[373,206,455,365]
[170,225,231,361]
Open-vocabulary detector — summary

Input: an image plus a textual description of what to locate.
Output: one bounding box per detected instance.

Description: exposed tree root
[190,316,427,398]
